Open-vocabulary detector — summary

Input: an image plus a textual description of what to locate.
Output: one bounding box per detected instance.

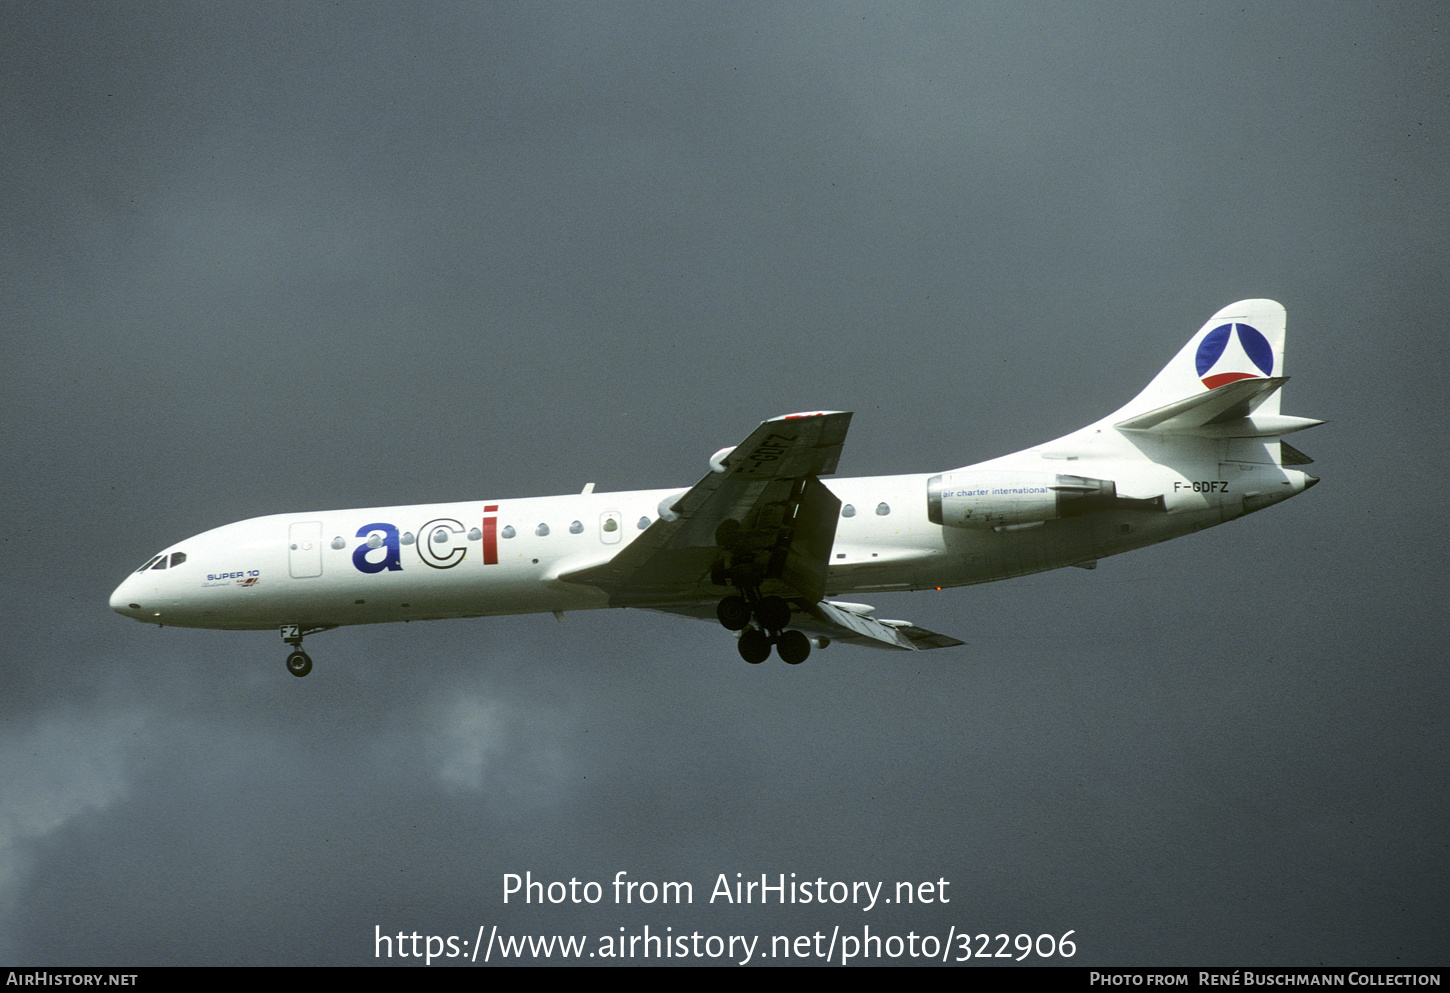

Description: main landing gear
[280,624,331,678]
[717,594,821,665]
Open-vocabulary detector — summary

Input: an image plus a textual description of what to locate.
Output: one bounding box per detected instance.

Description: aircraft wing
[559,411,852,606]
[646,599,965,652]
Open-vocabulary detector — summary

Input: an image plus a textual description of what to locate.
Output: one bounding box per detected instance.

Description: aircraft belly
[277,566,606,626]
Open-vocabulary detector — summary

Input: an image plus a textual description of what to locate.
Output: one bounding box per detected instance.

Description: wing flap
[646,597,964,652]
[803,599,967,650]
[776,475,841,604]
[803,599,917,649]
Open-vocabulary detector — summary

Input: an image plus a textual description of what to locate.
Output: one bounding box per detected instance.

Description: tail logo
[1195,323,1273,389]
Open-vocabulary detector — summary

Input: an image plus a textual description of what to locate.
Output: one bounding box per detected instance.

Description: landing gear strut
[754,596,791,632]
[713,530,815,665]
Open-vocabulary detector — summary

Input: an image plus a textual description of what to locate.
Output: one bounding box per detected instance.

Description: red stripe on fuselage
[483,505,498,565]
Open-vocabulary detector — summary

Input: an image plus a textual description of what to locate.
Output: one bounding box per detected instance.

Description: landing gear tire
[755,596,791,632]
[716,595,752,631]
[285,650,313,678]
[738,629,771,665]
[776,630,811,665]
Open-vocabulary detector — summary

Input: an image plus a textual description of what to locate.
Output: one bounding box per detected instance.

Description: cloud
[369,669,575,803]
[431,694,510,792]
[0,707,147,951]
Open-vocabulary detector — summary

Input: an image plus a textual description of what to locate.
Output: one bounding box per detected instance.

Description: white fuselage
[108,435,1314,633]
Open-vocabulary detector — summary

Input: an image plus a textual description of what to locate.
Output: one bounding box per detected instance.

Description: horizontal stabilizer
[1280,441,1315,465]
[1116,377,1289,433]
[1178,414,1325,439]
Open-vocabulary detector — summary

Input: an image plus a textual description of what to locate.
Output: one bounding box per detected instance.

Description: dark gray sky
[3,2,1446,966]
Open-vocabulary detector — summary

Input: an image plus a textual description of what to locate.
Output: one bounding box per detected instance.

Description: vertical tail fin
[1110,299,1287,422]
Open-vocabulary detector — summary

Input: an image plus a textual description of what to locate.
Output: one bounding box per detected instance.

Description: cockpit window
[169,552,187,567]
[150,556,168,570]
[136,555,163,573]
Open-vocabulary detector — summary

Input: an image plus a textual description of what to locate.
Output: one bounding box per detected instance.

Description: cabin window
[637,516,650,530]
[602,518,618,533]
[331,536,346,550]
[400,532,415,545]
[468,527,482,541]
[501,525,516,539]
[841,504,856,518]
[535,524,550,537]
[569,520,583,534]
[366,533,383,549]
[875,502,891,516]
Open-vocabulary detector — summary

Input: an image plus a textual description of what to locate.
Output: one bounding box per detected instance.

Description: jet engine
[927,471,1155,530]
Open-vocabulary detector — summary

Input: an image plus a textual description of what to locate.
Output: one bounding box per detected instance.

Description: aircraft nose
[110,576,144,618]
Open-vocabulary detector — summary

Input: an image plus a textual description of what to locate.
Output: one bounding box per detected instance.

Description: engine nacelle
[927,471,1123,530]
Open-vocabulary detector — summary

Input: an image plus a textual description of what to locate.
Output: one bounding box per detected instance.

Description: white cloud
[432,695,508,792]
[403,678,574,802]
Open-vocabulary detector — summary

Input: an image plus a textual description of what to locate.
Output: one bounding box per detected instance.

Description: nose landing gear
[285,650,313,677]
[280,624,332,678]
